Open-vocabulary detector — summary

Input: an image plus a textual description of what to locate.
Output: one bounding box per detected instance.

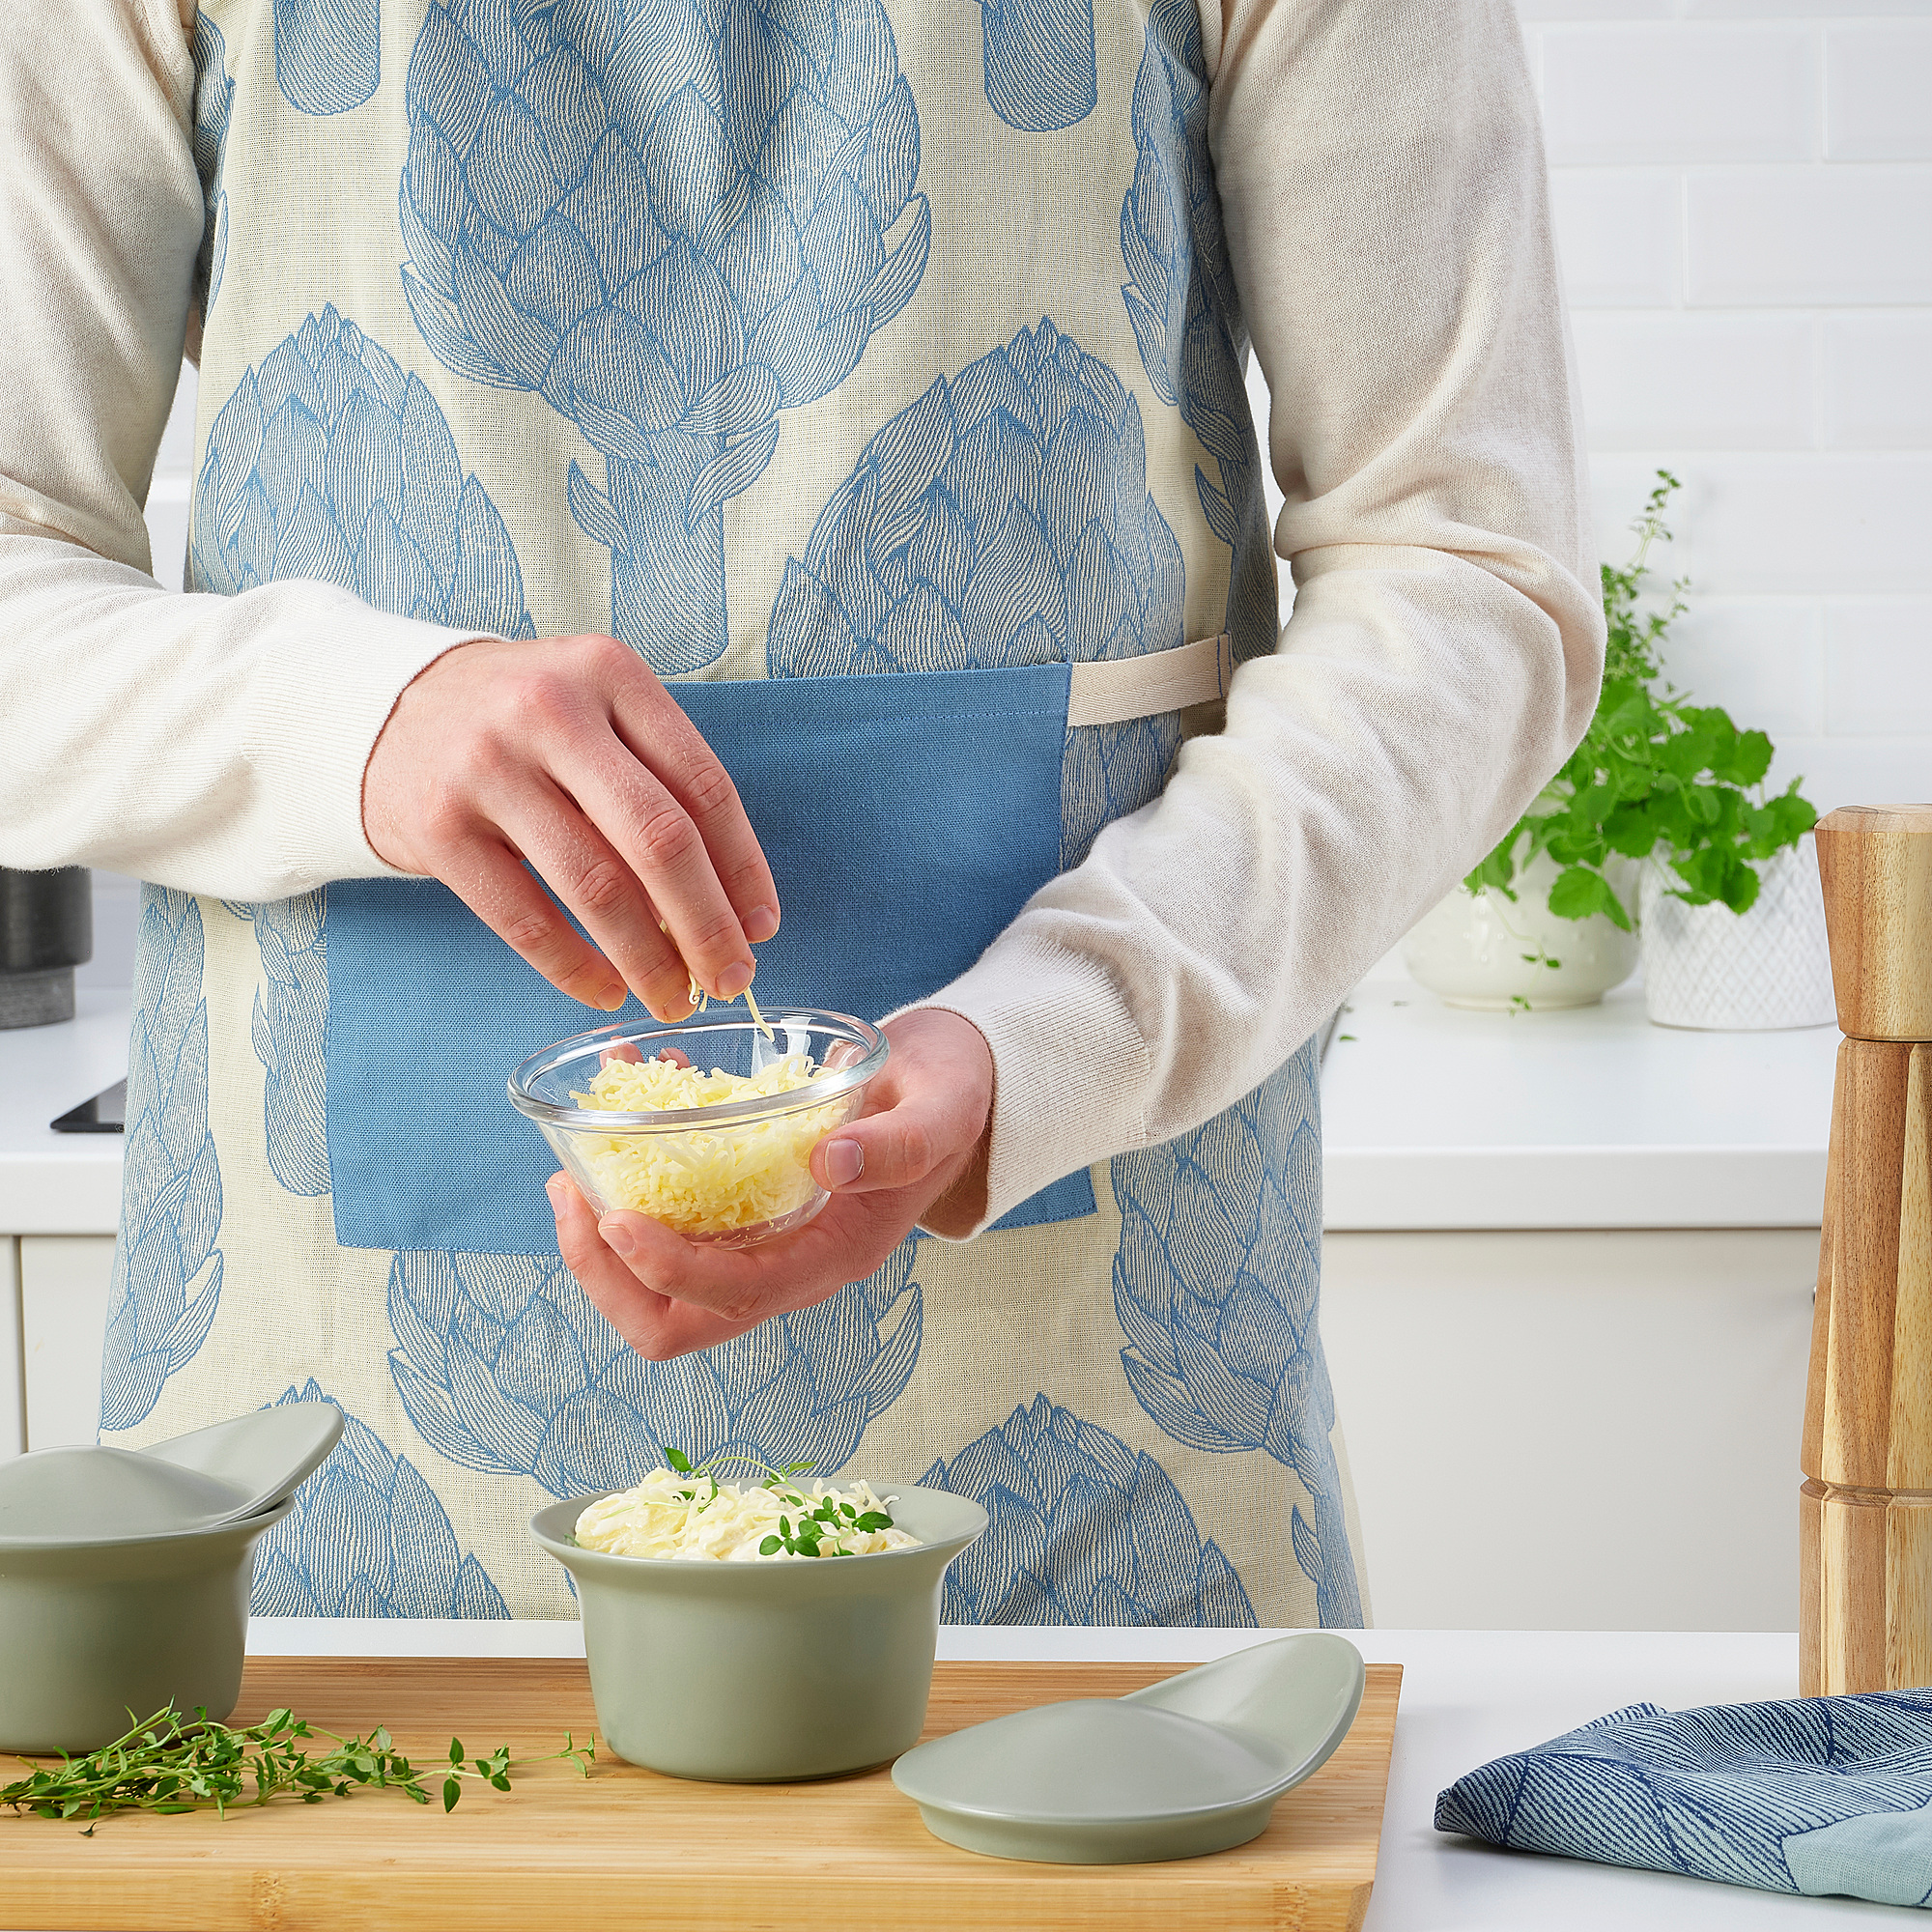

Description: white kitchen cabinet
[1,1237,22,1457]
[18,1235,113,1450]
[1321,1227,1818,1634]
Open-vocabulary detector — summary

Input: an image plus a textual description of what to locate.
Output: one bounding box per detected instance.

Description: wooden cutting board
[0,1656,1402,1932]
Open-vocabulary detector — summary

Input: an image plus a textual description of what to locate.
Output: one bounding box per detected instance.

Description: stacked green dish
[0,1405,342,1752]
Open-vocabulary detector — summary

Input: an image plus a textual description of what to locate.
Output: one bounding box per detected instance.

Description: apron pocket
[325,663,1083,1253]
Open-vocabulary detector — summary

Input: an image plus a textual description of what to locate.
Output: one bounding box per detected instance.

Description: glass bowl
[508,1009,888,1249]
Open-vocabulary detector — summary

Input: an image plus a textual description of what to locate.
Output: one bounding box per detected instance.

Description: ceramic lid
[0,1444,253,1543]
[891,1631,1367,1864]
[142,1401,344,1518]
[893,1697,1296,1822]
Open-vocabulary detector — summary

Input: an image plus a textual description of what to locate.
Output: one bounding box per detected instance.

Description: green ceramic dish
[0,1497,295,1755]
[529,1482,987,1782]
[891,1631,1367,1862]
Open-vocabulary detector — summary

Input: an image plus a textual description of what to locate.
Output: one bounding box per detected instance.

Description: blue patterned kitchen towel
[1435,1691,1932,1909]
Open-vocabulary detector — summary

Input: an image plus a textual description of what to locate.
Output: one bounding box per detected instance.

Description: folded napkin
[1436,1691,1932,1909]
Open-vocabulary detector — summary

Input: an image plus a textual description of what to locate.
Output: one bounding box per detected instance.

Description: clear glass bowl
[508,1009,888,1249]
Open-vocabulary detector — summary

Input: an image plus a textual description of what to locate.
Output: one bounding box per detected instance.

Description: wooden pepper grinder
[1802,803,1932,1695]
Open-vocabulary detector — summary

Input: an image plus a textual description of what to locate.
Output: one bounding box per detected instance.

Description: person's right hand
[362,634,779,1020]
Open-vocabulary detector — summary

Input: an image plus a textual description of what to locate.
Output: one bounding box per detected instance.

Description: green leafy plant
[1,1704,592,1830]
[1464,471,1817,926]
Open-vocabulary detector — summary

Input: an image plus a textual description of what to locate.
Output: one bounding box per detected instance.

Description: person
[0,0,1603,1624]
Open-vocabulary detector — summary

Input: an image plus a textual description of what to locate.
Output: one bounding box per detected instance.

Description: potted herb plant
[1403,473,1828,1023]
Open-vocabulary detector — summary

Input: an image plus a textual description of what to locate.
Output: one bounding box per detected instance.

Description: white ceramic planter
[1638,838,1834,1032]
[1402,850,1640,1011]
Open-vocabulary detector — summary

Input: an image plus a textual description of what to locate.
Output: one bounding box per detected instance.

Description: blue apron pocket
[326,663,1094,1253]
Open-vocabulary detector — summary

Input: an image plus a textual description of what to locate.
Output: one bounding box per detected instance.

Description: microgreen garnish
[0,1705,593,1831]
[652,1445,895,1556]
[655,1445,816,1490]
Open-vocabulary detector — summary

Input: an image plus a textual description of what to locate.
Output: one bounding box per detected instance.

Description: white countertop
[1321,977,1836,1230]
[236,1621,1888,1929]
[0,980,1838,1236]
[0,990,131,1236]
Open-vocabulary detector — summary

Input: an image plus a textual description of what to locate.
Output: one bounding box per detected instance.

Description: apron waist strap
[1065,633,1234,728]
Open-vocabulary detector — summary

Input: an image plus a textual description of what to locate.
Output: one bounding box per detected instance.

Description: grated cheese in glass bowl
[573,1463,921,1562]
[508,1009,887,1247]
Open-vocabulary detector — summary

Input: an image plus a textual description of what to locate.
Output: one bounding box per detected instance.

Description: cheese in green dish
[574,1467,919,1561]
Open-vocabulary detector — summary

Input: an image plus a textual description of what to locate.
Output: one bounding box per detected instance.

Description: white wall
[1248,0,1932,824]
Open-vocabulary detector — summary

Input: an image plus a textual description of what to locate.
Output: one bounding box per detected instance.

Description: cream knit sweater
[0,0,1603,1231]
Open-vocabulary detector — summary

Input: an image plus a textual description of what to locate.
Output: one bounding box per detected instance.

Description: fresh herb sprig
[665,1445,815,1515]
[1464,471,1816,925]
[758,1495,895,1559]
[654,1445,895,1556]
[1,1705,592,1831]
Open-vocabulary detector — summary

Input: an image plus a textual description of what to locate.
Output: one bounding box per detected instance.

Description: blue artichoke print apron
[99,0,1369,1629]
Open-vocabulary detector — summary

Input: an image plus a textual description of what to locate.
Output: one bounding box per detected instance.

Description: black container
[0,867,92,1028]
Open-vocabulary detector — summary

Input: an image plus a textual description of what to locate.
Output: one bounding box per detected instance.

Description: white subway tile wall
[118,9,1930,984]
[1540,3,1932,819]
[1827,23,1932,159]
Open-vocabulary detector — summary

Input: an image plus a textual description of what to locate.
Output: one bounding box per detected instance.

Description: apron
[99,0,1368,1629]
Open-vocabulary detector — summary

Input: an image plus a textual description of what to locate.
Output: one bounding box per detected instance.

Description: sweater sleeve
[907,0,1605,1232]
[0,0,481,899]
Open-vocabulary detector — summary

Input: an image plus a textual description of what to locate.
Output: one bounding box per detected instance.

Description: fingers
[362,633,782,1016]
[548,1176,753,1359]
[558,742,757,1009]
[551,1172,881,1352]
[437,833,629,1011]
[632,1191,906,1308]
[567,1181,910,1327]
[605,665,781,947]
[809,1031,991,1198]
[810,1110,934,1196]
[496,775,696,1019]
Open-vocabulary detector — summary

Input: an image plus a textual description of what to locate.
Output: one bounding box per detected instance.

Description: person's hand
[363,634,780,1019]
[549,1009,995,1359]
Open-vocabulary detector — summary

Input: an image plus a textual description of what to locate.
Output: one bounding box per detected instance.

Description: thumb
[811,1081,976,1196]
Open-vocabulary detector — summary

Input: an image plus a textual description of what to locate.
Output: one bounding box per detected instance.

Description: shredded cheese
[571,1051,843,1236]
[659,916,774,1038]
[741,980,771,1037]
[574,1468,920,1561]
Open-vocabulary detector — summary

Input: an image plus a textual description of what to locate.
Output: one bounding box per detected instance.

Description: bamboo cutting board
[0,1656,1401,1932]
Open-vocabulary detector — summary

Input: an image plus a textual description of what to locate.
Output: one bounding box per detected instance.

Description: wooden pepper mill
[1801,803,1932,1696]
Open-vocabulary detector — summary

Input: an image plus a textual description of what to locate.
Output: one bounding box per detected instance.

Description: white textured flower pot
[1402,850,1640,1011]
[1638,838,1834,1032]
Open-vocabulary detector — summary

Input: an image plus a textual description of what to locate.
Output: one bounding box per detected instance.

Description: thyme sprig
[2,1704,593,1832]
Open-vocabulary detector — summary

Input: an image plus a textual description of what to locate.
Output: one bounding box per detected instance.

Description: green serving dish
[0,1498,295,1755]
[530,1482,987,1782]
[891,1631,1367,1863]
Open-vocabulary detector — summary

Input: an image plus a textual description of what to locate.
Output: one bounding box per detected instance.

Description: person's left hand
[547,1008,994,1360]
